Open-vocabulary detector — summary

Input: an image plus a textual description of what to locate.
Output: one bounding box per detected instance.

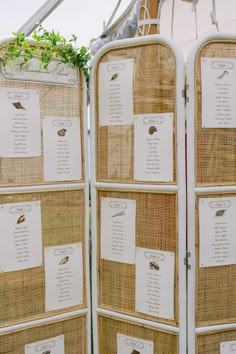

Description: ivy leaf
[2,26,90,84]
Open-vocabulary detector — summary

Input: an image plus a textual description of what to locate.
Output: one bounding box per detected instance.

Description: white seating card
[199,197,236,267]
[201,57,236,128]
[134,113,173,182]
[221,340,236,353]
[101,197,136,264]
[25,335,64,354]
[0,201,42,272]
[117,334,153,354]
[43,117,82,181]
[45,243,83,311]
[136,248,175,320]
[99,58,134,126]
[0,88,41,157]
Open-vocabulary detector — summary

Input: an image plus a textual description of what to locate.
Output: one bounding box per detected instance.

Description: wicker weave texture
[0,315,87,354]
[0,189,87,327]
[97,189,178,325]
[196,193,236,326]
[197,330,236,354]
[95,41,177,183]
[98,315,178,354]
[0,43,85,186]
[195,41,236,186]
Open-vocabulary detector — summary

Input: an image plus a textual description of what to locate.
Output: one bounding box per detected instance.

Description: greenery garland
[0,25,90,82]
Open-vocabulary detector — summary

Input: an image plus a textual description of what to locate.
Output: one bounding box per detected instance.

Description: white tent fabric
[161,0,236,58]
[90,0,236,58]
[90,0,140,57]
[0,0,236,55]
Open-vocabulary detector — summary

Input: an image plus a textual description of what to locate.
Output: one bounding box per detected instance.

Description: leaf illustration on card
[12,101,26,110]
[149,261,160,271]
[17,214,25,224]
[217,70,229,80]
[215,209,226,217]
[57,128,67,137]
[148,126,157,135]
[59,256,69,265]
[131,350,140,354]
[112,210,125,218]
[110,73,118,81]
[42,351,51,354]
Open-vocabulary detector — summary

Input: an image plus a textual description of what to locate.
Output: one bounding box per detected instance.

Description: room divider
[0,38,90,354]
[187,33,236,354]
[0,31,236,354]
[90,34,186,354]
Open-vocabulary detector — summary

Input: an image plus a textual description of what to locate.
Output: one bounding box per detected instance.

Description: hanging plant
[0,25,90,83]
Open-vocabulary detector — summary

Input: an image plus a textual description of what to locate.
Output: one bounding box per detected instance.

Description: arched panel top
[187,34,236,187]
[0,38,87,187]
[91,35,185,185]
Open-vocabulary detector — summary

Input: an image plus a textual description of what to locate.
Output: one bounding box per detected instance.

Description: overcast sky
[1,0,236,56]
[0,0,132,46]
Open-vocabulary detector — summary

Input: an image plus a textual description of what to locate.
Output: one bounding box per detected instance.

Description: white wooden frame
[186,33,236,354]
[90,35,186,354]
[0,37,91,354]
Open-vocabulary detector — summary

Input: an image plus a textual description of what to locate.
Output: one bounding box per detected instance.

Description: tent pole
[17,0,64,36]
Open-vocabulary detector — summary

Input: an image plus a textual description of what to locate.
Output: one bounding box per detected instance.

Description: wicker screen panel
[196,193,236,326]
[98,315,178,354]
[97,190,178,325]
[0,43,85,186]
[195,41,236,186]
[197,330,236,354]
[0,189,87,327]
[0,315,87,354]
[95,41,177,184]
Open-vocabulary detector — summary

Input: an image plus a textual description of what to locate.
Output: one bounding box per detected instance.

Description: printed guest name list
[101,197,136,264]
[99,58,134,126]
[134,113,173,182]
[199,197,236,267]
[0,201,42,272]
[45,243,83,311]
[201,58,236,128]
[43,117,82,181]
[0,88,41,157]
[136,248,175,320]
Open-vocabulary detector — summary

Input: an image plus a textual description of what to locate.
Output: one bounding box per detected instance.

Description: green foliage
[2,25,90,82]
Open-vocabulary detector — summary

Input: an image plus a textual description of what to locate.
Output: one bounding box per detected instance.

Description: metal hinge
[184,251,191,270]
[182,84,189,104]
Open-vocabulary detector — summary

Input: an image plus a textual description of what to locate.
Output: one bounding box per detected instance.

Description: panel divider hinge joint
[182,84,190,104]
[184,251,191,270]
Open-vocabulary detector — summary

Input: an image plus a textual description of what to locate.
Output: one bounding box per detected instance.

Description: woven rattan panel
[0,315,87,354]
[195,41,236,186]
[97,190,178,326]
[95,41,177,183]
[98,315,178,354]
[0,189,86,327]
[196,193,236,326]
[196,330,236,354]
[0,43,85,186]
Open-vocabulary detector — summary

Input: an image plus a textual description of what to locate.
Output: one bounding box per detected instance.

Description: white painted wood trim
[90,34,186,354]
[0,308,89,334]
[186,32,236,354]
